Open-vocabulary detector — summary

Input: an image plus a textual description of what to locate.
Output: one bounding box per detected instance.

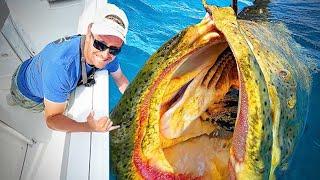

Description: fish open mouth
[111,4,306,179]
[157,41,241,178]
[129,17,255,179]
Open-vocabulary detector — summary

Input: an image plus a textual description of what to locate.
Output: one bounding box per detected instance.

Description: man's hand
[87,111,120,132]
[201,12,213,23]
[44,100,119,132]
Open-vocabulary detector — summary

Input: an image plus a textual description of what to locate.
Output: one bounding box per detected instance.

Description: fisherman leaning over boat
[6,3,128,133]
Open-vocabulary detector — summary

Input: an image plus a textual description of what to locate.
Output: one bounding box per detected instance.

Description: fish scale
[238,20,310,177]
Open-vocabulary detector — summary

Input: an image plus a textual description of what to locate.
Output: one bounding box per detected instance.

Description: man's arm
[44,99,119,132]
[110,68,129,94]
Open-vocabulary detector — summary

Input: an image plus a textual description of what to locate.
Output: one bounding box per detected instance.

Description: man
[7,3,129,132]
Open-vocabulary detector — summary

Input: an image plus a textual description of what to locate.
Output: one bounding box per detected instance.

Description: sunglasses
[93,39,121,56]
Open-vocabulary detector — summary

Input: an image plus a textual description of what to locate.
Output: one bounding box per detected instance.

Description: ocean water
[267,0,320,179]
[108,0,320,179]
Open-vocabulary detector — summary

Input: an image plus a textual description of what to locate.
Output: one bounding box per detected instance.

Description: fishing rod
[232,0,238,14]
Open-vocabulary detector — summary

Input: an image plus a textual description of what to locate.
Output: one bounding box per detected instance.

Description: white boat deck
[0,0,110,179]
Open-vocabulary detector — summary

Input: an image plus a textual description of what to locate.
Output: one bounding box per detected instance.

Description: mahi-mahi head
[110,1,311,179]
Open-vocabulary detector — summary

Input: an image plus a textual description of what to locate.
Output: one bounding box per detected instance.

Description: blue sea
[108,0,320,179]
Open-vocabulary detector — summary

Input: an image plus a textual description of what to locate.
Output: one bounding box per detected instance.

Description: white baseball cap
[77,2,129,43]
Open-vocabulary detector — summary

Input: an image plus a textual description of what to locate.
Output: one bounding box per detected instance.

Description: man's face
[87,34,123,69]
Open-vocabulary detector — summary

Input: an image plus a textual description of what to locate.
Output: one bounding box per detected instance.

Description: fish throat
[138,40,242,179]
